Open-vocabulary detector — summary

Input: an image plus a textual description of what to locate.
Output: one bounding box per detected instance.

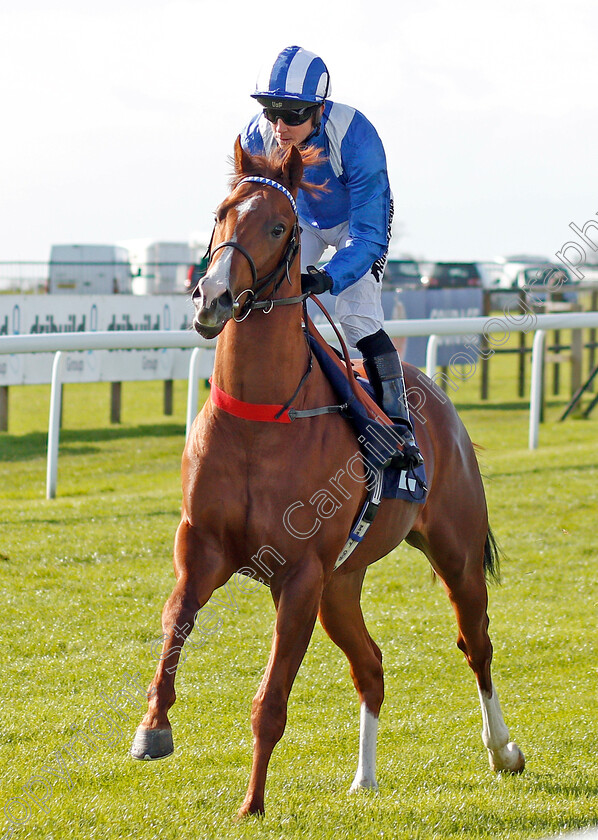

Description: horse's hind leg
[413,522,525,773]
[131,519,233,760]
[318,568,384,792]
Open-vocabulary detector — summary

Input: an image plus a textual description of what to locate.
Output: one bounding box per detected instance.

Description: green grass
[1,344,597,840]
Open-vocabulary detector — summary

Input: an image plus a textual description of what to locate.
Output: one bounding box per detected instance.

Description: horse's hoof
[130,726,174,761]
[489,741,525,774]
[235,802,265,820]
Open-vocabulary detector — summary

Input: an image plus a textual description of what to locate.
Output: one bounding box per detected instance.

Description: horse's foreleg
[318,569,384,792]
[237,559,323,818]
[431,547,525,774]
[131,520,232,761]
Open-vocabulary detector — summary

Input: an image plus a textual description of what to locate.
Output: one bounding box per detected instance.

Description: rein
[306,296,394,426]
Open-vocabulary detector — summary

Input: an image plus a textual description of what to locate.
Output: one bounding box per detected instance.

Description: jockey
[240,45,423,470]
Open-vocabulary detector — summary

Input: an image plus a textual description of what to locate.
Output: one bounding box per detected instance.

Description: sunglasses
[263,104,319,126]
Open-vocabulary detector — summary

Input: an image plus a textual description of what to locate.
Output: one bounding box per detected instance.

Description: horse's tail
[484,525,502,584]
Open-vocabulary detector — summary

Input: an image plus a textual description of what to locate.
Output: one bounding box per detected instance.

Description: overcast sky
[1,0,596,264]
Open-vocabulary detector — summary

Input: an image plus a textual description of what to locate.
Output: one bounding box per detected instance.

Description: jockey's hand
[301,265,333,295]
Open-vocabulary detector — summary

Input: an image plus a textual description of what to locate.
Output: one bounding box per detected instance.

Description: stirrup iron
[362,352,424,470]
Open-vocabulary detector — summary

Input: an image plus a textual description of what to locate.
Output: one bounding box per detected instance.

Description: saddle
[303,314,427,570]
[307,326,427,500]
[304,306,427,502]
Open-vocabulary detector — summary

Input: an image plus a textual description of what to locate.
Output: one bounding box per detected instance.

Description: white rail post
[529,330,546,450]
[46,351,66,499]
[426,335,440,379]
[186,348,205,439]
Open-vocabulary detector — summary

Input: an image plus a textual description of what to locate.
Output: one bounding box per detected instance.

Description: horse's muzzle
[192,282,233,338]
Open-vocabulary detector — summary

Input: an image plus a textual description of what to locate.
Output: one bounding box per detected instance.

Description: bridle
[198,174,319,419]
[202,176,307,322]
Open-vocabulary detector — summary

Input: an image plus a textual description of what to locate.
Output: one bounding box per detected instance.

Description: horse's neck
[212,308,309,404]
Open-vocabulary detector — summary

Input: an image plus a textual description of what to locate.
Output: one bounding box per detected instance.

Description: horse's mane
[230,145,328,196]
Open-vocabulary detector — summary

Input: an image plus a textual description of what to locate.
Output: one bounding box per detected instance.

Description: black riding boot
[362,351,424,470]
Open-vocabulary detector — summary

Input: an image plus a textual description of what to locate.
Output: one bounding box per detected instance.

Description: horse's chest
[182,411,364,567]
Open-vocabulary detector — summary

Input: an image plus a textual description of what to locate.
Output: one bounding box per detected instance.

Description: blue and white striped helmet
[252,46,330,108]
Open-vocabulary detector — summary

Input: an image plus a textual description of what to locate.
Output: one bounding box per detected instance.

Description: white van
[48,244,132,294]
[122,241,192,294]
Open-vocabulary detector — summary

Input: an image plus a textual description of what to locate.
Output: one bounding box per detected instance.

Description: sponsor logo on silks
[371,197,394,283]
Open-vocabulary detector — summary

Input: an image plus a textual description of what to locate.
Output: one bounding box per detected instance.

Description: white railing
[1,311,597,498]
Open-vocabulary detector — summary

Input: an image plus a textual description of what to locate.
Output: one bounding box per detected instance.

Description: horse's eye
[271,224,285,238]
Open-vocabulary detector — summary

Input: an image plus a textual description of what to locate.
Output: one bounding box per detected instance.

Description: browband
[237,176,298,217]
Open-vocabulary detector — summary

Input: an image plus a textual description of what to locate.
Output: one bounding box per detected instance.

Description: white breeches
[300,218,385,348]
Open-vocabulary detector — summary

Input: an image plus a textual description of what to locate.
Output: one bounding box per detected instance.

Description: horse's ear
[282,144,304,191]
[234,135,252,175]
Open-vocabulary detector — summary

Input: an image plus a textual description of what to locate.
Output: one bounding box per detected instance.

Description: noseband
[204,176,306,322]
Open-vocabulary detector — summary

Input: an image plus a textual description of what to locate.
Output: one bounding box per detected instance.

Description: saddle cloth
[308,335,427,504]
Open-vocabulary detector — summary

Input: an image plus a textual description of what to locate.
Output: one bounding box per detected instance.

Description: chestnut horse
[131,139,524,817]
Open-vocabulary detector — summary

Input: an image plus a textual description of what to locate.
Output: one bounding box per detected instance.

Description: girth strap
[334,468,384,570]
